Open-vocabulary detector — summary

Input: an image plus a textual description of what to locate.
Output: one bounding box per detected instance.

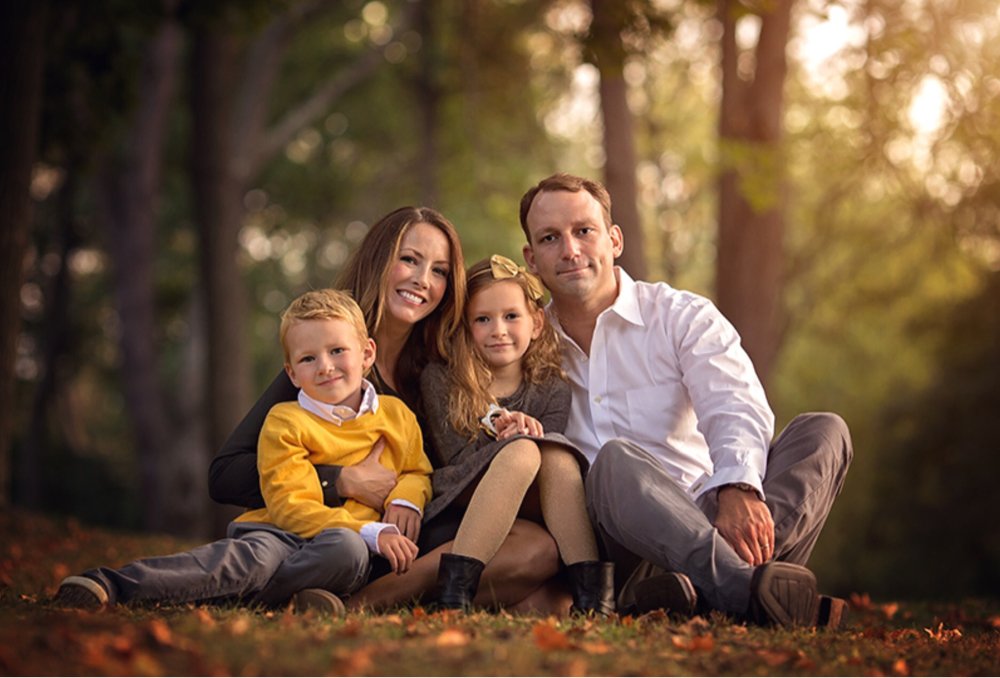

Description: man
[520,173,852,627]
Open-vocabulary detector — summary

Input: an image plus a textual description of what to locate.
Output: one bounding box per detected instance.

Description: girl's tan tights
[450,439,599,566]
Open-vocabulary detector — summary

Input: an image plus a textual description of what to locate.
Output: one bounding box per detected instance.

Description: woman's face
[383,222,451,329]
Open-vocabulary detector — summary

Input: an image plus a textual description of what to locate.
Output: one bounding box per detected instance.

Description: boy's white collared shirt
[297,378,380,424]
[296,378,421,554]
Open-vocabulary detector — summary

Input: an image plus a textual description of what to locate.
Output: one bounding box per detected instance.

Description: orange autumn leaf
[757,649,794,667]
[411,607,427,620]
[146,619,173,647]
[849,592,873,610]
[671,634,714,652]
[340,619,363,637]
[579,641,612,655]
[892,658,910,676]
[333,647,373,675]
[435,629,470,647]
[924,623,962,642]
[192,608,216,628]
[880,602,900,619]
[989,615,1000,629]
[559,658,589,676]
[227,616,251,636]
[533,622,571,651]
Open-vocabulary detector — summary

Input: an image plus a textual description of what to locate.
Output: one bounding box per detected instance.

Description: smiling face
[522,189,623,309]
[383,222,452,331]
[467,280,542,373]
[284,318,376,410]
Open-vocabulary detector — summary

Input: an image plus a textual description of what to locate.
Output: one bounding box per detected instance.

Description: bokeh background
[1,0,997,601]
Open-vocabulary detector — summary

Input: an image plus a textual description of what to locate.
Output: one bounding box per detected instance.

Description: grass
[1,508,997,676]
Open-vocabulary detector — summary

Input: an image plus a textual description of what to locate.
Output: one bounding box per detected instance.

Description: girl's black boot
[567,561,616,616]
[433,553,485,610]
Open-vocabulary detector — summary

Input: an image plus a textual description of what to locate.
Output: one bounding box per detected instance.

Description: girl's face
[383,222,451,329]
[467,280,542,371]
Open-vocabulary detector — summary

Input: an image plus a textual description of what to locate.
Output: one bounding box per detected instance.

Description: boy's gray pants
[86,522,371,607]
[585,412,853,615]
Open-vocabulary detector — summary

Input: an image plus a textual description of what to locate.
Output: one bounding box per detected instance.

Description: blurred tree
[715,0,794,387]
[586,0,646,279]
[0,0,48,507]
[182,2,403,536]
[97,1,183,533]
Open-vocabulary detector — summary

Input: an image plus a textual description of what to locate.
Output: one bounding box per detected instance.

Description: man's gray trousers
[585,412,853,615]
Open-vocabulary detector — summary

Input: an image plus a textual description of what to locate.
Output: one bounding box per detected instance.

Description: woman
[208,206,563,611]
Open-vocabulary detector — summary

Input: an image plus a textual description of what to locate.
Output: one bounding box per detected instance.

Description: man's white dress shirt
[549,268,775,500]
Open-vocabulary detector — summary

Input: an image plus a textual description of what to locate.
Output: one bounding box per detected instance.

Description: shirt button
[593,396,602,404]
[321,480,329,487]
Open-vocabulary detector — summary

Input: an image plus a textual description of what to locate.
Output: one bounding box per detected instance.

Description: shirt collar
[605,267,645,327]
[297,378,379,426]
[545,267,645,341]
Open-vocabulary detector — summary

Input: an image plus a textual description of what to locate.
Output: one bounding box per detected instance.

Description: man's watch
[721,482,761,499]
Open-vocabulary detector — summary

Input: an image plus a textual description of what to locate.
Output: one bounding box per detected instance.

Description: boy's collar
[297,379,379,426]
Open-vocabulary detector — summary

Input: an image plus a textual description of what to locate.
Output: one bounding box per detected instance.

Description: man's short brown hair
[518,173,613,242]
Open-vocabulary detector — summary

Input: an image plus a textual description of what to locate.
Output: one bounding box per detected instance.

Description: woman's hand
[495,410,544,439]
[336,437,397,508]
[384,503,422,543]
[377,531,419,574]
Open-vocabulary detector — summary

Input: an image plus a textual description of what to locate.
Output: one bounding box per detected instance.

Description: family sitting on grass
[55,173,853,628]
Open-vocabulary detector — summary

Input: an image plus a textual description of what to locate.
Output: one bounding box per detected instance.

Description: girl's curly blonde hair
[446,256,564,438]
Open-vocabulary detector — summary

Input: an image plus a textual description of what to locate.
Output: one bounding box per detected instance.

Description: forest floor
[0,508,997,676]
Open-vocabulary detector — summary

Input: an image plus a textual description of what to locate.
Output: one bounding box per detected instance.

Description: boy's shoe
[747,562,819,627]
[54,575,109,609]
[292,588,346,616]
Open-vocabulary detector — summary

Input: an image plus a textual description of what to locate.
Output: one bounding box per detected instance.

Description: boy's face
[284,318,376,411]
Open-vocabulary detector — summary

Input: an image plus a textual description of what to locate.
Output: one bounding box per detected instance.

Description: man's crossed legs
[585,413,852,626]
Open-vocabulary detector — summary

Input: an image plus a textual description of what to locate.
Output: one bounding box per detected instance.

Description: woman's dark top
[208,366,399,509]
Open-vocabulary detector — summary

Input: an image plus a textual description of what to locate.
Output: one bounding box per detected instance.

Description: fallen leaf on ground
[924,623,962,642]
[227,616,250,636]
[892,658,910,676]
[757,649,794,666]
[333,647,373,674]
[435,628,470,647]
[579,641,611,655]
[533,621,571,651]
[146,619,173,647]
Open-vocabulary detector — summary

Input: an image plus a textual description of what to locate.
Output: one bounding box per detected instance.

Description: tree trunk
[190,28,252,470]
[99,15,187,533]
[0,0,48,507]
[715,0,793,387]
[589,0,646,280]
[414,0,440,206]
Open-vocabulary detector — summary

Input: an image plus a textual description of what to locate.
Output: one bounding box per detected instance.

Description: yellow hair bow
[489,254,544,302]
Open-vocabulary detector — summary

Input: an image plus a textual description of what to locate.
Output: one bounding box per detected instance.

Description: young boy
[55,289,432,614]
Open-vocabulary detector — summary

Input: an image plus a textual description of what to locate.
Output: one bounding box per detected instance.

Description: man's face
[522,189,623,305]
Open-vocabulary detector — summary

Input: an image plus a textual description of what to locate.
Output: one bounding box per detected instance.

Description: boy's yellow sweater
[235,396,432,539]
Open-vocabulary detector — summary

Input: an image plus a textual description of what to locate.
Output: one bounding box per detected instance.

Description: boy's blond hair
[279,289,369,363]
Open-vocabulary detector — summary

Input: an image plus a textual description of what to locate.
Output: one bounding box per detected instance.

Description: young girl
[419,255,614,614]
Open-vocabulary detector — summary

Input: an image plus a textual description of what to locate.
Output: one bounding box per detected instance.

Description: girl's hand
[384,503,422,543]
[495,410,544,439]
[378,531,419,574]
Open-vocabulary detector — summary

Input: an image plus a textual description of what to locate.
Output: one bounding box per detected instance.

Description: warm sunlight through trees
[2,0,998,598]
